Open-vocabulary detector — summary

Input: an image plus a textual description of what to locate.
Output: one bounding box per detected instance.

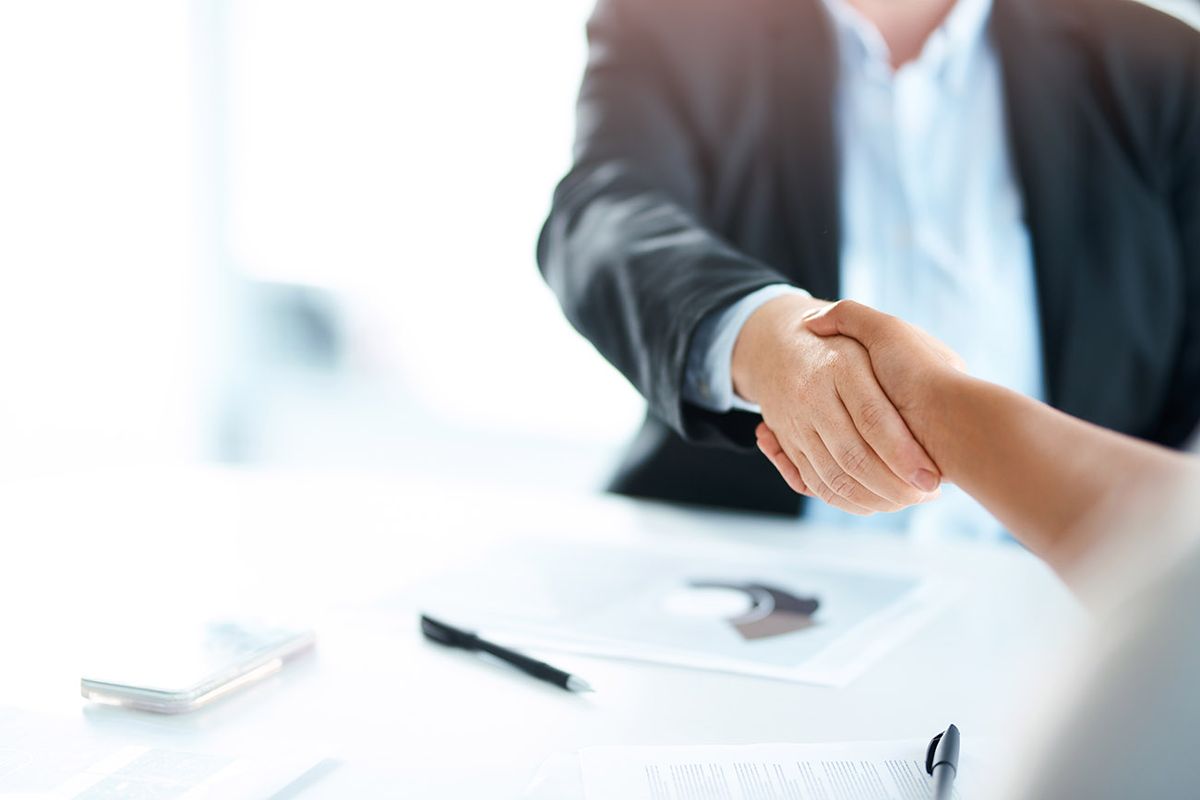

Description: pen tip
[567,676,594,693]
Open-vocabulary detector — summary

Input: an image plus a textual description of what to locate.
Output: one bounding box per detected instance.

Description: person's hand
[754,300,965,494]
[806,299,964,421]
[731,294,943,515]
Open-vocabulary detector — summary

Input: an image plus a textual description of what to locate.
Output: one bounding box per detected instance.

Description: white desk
[0,467,1080,798]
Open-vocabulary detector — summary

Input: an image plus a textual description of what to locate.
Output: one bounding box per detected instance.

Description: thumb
[803,300,887,347]
[801,304,840,337]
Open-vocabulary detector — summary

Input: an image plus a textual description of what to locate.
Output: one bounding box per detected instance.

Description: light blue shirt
[684,0,1044,539]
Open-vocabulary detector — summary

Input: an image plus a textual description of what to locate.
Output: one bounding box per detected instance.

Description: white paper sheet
[580,741,977,800]
[421,541,952,686]
[0,708,327,799]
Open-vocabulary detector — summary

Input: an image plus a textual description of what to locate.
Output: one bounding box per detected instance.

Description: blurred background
[1,0,1196,490]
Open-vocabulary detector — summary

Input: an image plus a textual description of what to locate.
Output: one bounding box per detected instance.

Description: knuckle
[857,400,890,438]
[838,442,871,476]
[828,470,859,500]
[814,481,840,506]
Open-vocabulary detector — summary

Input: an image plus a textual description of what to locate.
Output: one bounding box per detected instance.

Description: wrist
[910,368,978,483]
[731,294,830,404]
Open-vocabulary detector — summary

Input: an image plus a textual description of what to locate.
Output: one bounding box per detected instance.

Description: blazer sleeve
[1154,37,1200,448]
[536,0,789,448]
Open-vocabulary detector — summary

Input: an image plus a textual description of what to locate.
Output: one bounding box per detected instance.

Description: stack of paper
[420,541,949,686]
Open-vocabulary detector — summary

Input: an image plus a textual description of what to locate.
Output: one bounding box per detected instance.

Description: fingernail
[911,469,940,493]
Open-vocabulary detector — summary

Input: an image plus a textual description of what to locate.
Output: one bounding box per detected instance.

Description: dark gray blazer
[538,0,1200,514]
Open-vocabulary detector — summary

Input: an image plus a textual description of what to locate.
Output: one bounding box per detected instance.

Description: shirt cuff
[683,284,812,414]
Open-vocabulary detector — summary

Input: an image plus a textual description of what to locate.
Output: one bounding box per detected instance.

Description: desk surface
[0,467,1080,798]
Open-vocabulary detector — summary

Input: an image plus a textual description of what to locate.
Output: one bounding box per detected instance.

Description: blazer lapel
[992,0,1091,411]
[768,0,841,301]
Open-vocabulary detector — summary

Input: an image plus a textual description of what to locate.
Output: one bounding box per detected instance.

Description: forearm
[538,0,791,446]
[538,180,787,443]
[922,372,1188,573]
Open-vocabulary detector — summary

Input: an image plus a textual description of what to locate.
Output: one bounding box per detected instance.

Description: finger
[790,449,853,512]
[756,424,807,494]
[756,425,810,496]
[788,440,859,513]
[762,423,870,514]
[814,396,934,507]
[799,428,890,515]
[834,367,943,495]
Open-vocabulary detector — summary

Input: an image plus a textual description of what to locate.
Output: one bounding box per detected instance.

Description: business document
[581,741,972,800]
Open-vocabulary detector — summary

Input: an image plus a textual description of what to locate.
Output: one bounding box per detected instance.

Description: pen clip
[924,732,943,776]
[420,614,480,650]
[926,725,960,776]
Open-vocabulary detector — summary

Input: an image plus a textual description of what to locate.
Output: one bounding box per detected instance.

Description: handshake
[733,296,965,515]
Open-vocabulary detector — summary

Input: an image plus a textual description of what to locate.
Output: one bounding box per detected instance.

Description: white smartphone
[81,621,315,714]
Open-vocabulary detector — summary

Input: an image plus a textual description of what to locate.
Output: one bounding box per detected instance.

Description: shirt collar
[818,0,994,93]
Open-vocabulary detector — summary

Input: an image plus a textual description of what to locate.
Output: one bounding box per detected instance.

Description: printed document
[580,741,977,800]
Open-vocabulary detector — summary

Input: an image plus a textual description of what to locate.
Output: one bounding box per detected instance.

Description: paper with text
[581,741,974,800]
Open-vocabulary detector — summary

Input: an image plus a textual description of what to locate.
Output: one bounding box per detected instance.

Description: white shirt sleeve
[682,284,811,414]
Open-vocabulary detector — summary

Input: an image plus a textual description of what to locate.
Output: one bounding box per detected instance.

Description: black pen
[419,614,594,693]
[925,724,960,800]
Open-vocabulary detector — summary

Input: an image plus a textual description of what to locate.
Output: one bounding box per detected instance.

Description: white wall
[224,0,644,445]
[0,1,200,480]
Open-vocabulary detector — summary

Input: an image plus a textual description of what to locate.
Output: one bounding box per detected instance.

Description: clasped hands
[731,295,963,514]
